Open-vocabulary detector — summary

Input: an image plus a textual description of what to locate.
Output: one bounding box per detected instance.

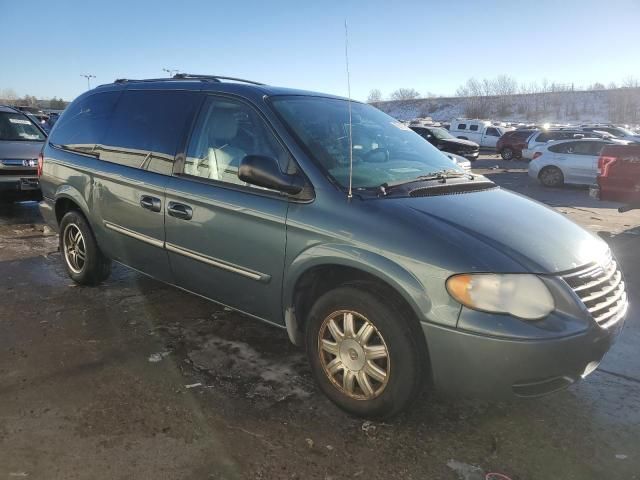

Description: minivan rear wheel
[59,210,112,285]
[305,285,426,418]
[539,166,564,187]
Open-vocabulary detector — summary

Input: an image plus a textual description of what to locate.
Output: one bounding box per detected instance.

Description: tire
[59,210,112,285]
[501,147,514,160]
[305,285,427,418]
[538,166,564,188]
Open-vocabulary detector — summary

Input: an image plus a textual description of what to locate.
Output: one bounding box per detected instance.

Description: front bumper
[422,312,625,399]
[463,151,479,160]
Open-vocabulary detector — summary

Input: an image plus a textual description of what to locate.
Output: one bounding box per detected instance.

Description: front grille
[0,168,37,176]
[561,253,627,328]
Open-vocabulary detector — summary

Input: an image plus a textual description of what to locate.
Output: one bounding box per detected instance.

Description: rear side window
[469,124,478,131]
[548,142,575,154]
[457,123,467,130]
[99,90,201,175]
[535,132,550,143]
[49,92,120,153]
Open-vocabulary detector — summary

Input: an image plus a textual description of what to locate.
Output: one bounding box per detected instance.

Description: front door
[483,127,501,148]
[164,95,292,323]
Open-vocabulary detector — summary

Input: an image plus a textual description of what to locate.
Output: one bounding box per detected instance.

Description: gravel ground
[0,155,638,480]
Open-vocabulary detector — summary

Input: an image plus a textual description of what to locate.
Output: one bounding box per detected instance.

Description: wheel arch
[283,245,431,347]
[53,185,92,225]
[538,164,565,182]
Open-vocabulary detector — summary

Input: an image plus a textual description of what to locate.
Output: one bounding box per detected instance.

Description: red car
[496,129,538,160]
[596,145,640,202]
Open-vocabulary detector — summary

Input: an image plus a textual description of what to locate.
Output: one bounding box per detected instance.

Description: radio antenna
[344,20,354,200]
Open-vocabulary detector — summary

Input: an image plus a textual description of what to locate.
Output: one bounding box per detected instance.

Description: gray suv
[39,75,628,417]
[0,105,47,200]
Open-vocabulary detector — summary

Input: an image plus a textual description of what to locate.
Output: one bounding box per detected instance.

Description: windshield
[271,96,460,189]
[429,127,455,140]
[0,112,46,141]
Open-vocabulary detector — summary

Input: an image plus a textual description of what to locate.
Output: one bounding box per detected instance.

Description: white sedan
[528,138,628,187]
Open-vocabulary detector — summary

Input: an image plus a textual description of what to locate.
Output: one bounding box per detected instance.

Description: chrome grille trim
[560,254,627,328]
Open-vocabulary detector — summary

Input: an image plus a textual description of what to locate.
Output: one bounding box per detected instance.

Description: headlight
[446,273,554,320]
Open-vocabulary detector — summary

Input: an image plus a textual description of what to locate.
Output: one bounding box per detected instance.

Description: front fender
[283,243,433,330]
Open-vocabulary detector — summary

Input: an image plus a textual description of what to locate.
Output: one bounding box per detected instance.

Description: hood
[439,137,478,149]
[0,141,44,160]
[384,187,608,274]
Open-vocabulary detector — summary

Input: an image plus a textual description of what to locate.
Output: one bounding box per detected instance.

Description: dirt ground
[1,155,639,480]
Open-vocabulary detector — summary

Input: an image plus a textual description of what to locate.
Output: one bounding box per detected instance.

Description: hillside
[372,87,640,125]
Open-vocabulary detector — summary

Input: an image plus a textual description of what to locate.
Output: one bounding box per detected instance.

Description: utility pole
[162,67,180,77]
[81,74,96,90]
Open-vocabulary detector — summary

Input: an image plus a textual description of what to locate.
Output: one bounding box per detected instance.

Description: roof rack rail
[172,73,265,85]
[113,74,265,86]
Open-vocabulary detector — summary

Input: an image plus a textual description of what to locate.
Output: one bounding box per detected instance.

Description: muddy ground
[0,156,638,480]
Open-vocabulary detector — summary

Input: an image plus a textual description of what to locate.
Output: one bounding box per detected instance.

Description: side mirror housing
[238,155,304,195]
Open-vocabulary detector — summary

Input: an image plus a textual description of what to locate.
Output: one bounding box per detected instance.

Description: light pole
[81,74,96,90]
[162,67,180,78]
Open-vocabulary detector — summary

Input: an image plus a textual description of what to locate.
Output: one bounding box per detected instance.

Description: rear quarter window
[49,91,121,153]
[469,125,479,131]
[457,123,467,130]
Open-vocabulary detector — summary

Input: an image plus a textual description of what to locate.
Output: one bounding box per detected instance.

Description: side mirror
[238,155,304,195]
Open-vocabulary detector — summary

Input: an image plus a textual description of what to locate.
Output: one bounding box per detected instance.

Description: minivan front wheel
[59,210,112,285]
[306,285,426,418]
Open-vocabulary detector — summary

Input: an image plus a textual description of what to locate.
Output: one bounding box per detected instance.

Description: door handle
[140,195,161,212]
[167,202,193,220]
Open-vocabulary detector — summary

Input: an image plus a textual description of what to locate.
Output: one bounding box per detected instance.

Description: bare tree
[493,74,517,116]
[0,88,18,104]
[389,88,420,101]
[621,76,639,88]
[456,77,491,118]
[367,89,383,103]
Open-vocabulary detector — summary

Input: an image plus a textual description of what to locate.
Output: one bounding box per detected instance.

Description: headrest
[209,109,238,141]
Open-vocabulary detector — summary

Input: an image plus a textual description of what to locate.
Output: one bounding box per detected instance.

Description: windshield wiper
[379,169,472,195]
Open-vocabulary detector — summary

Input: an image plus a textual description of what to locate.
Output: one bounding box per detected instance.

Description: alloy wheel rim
[63,224,86,274]
[542,168,561,186]
[318,310,390,400]
[503,148,513,159]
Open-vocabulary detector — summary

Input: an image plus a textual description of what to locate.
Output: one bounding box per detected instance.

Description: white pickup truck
[449,119,513,149]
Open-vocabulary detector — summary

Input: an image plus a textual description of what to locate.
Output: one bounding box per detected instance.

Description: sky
[2,0,639,102]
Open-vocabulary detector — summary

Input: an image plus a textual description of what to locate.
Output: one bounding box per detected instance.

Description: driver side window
[183,96,292,187]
